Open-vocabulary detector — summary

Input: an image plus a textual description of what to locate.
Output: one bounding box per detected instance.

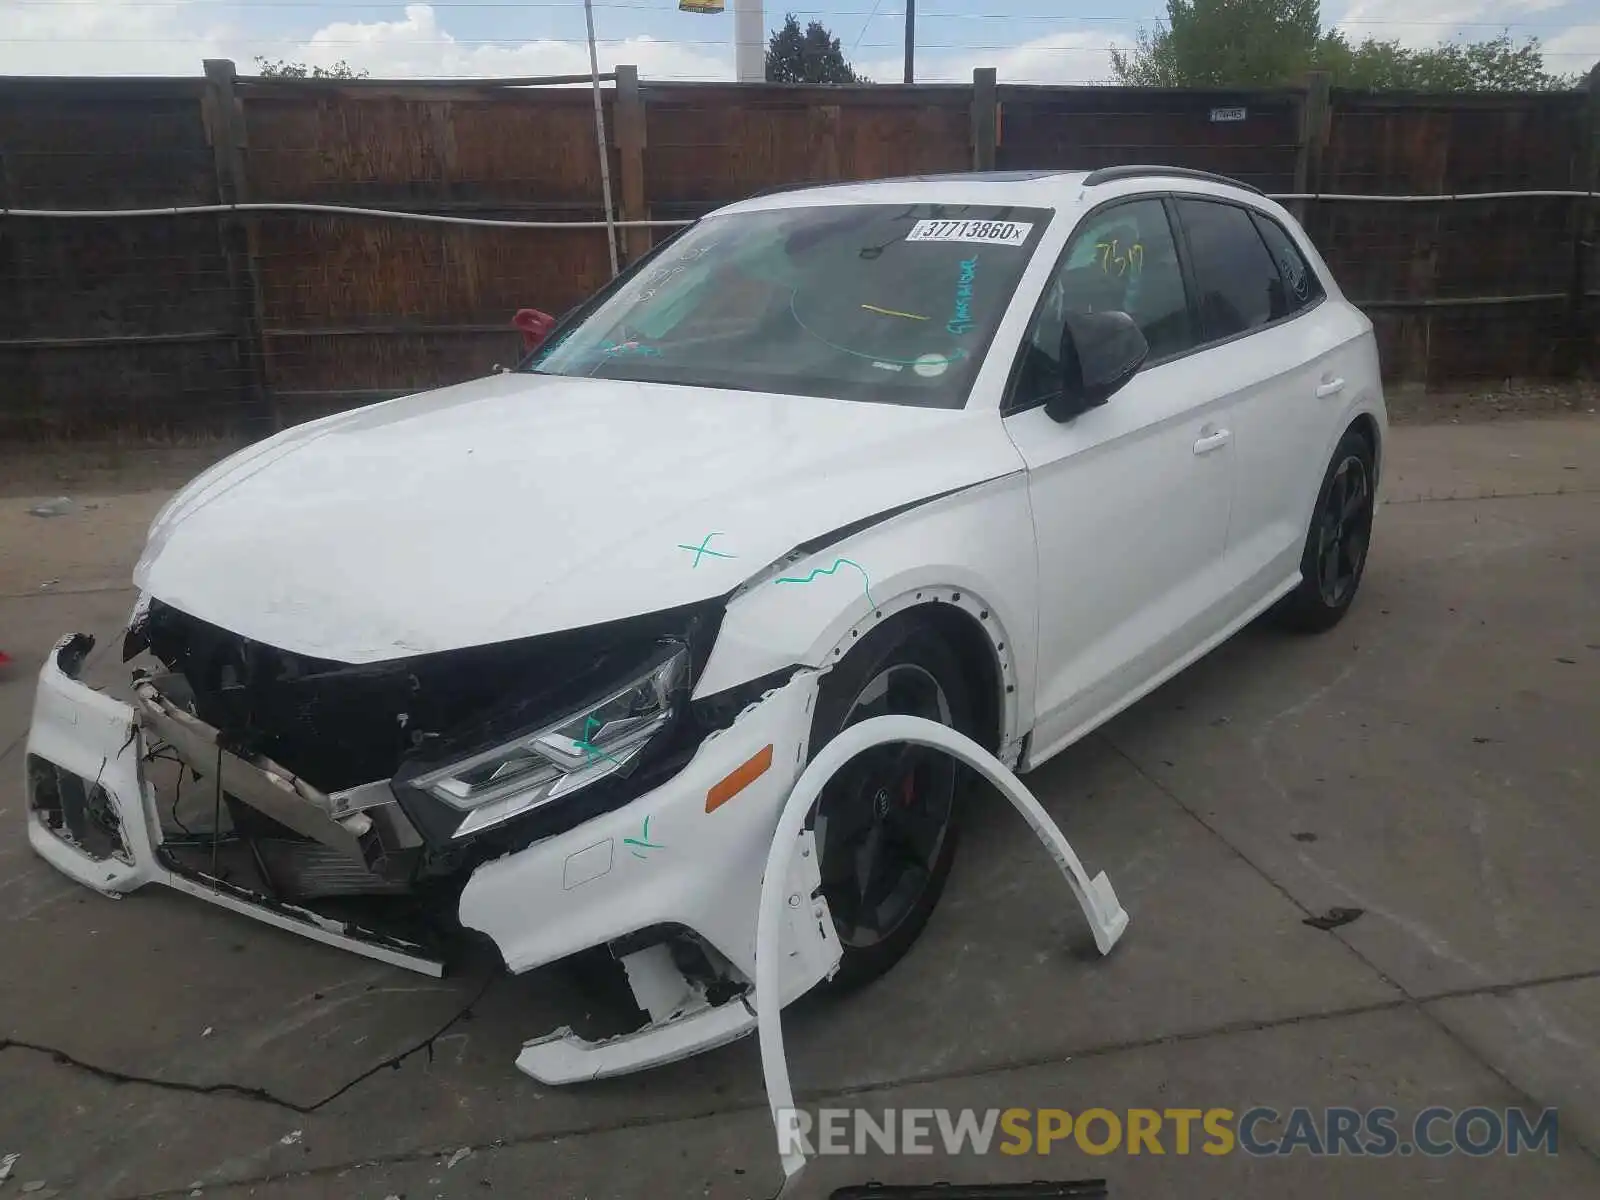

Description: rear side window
[1174,198,1279,340]
[1251,211,1324,315]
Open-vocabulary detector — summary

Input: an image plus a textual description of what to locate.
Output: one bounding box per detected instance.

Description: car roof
[716,167,1262,217]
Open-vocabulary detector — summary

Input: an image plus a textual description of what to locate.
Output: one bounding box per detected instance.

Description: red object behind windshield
[513,308,557,350]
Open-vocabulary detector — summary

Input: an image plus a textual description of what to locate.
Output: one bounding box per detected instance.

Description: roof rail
[1081,165,1263,195]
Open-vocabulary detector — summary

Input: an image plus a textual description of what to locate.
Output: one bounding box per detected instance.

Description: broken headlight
[408,644,688,841]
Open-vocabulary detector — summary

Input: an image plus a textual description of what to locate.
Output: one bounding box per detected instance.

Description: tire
[806,617,973,991]
[1273,426,1377,633]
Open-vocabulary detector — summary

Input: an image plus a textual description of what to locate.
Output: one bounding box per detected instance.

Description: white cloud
[860,30,1133,85]
[285,4,733,80]
[0,0,230,75]
[1333,0,1575,50]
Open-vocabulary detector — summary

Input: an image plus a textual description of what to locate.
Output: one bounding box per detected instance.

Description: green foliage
[1110,0,1577,91]
[765,13,867,84]
[1321,31,1576,91]
[1111,0,1332,88]
[253,57,370,80]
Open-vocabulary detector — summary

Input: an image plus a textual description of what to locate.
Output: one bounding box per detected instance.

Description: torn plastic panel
[756,714,1128,1186]
[26,634,443,975]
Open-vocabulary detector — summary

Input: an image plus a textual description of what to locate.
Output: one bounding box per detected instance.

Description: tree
[765,13,866,84]
[1323,32,1575,91]
[1111,0,1333,88]
[253,56,369,79]
[1110,0,1574,91]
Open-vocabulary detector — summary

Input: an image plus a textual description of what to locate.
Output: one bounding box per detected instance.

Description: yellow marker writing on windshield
[860,303,930,321]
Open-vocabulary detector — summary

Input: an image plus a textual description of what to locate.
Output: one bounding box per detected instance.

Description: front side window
[521,203,1050,409]
[1173,198,1281,340]
[1010,198,1194,410]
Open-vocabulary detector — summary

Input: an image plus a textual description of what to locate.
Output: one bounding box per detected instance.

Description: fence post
[972,67,997,172]
[201,58,274,434]
[1292,70,1331,224]
[1567,63,1600,378]
[614,65,651,264]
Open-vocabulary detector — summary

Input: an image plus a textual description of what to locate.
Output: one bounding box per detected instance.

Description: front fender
[694,471,1037,754]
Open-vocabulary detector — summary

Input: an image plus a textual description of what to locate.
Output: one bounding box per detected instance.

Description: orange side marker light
[706,744,774,813]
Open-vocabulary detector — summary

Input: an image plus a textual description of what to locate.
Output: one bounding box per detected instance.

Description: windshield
[522,202,1052,408]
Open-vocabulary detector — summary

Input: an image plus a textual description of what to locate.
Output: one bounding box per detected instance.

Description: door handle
[1192,429,1232,455]
[1315,377,1346,398]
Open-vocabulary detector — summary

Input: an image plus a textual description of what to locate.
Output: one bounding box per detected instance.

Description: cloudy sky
[1,0,1597,83]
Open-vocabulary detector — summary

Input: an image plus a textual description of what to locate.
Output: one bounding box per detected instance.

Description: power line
[6,0,1599,26]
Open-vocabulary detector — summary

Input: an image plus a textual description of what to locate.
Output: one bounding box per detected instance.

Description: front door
[1004,196,1236,765]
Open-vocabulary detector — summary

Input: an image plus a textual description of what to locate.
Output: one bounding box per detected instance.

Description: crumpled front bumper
[23,633,842,1082]
[25,634,445,974]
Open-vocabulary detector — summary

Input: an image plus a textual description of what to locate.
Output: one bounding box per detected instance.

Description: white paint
[32,168,1389,1085]
[755,715,1127,1183]
[134,376,1024,664]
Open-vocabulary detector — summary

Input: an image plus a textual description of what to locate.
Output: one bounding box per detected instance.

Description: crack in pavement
[1384,485,1598,505]
[111,965,1600,1200]
[0,972,496,1117]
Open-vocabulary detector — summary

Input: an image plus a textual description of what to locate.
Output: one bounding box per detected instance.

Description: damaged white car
[26,167,1385,1083]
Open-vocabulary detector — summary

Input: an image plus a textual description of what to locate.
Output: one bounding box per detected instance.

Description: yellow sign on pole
[679,0,725,12]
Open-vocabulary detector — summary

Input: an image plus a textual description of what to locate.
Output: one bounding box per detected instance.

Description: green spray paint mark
[775,557,876,610]
[572,715,623,768]
[678,531,737,568]
[624,814,666,860]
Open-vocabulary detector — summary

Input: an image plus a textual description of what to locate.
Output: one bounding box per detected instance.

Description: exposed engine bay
[122,593,747,959]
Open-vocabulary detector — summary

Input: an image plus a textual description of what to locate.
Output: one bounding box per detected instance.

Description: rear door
[1167,195,1344,617]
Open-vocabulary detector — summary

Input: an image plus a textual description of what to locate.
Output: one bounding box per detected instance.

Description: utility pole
[903,0,915,83]
[582,0,620,276]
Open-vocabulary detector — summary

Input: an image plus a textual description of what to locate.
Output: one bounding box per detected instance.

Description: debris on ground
[0,1153,17,1184]
[445,1147,472,1170]
[27,497,74,518]
[279,1130,303,1147]
[1303,907,1365,931]
[21,1182,47,1195]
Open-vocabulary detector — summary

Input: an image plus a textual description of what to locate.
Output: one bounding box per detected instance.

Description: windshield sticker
[872,361,905,372]
[908,219,1033,247]
[947,257,979,335]
[913,353,951,378]
[860,303,929,322]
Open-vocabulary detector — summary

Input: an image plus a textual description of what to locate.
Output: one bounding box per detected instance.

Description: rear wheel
[1274,427,1376,633]
[807,619,972,991]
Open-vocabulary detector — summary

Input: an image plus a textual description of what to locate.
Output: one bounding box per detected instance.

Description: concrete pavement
[0,417,1595,1199]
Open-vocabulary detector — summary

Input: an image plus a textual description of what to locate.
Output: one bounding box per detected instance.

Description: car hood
[136,372,1023,663]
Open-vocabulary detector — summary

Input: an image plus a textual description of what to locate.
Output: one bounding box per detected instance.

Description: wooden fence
[1,63,1596,439]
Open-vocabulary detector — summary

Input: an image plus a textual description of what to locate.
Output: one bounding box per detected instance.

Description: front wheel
[1273,427,1377,633]
[806,619,972,991]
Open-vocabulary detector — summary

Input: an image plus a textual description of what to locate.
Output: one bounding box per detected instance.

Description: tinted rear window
[1174,198,1280,340]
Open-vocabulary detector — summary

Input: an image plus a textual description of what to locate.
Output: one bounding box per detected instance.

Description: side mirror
[1045,310,1150,423]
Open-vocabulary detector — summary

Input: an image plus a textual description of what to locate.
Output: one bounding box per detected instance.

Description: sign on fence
[1209,106,1248,123]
